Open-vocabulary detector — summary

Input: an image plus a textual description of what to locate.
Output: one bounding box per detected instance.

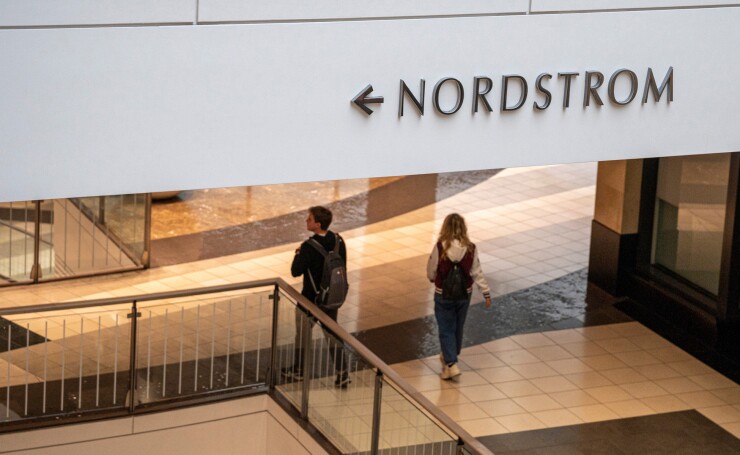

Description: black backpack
[306,235,349,310]
[442,262,468,300]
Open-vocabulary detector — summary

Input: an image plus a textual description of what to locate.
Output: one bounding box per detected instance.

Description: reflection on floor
[0,162,738,451]
[151,177,402,240]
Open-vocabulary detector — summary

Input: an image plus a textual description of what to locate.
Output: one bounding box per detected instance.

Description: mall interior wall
[0,1,739,201]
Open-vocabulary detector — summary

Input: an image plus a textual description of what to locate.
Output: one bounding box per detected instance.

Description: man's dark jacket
[291,231,347,302]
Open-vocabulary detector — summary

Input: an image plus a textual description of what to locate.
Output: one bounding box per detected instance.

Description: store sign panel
[0,8,738,201]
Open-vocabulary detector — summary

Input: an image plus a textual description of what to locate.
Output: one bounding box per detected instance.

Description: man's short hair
[309,206,333,230]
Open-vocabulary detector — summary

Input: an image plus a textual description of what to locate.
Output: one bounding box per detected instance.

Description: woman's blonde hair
[437,213,472,258]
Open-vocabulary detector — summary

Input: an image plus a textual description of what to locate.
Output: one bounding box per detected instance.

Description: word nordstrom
[352,67,673,116]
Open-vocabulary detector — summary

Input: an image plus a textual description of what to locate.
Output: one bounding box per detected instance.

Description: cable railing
[0,278,492,455]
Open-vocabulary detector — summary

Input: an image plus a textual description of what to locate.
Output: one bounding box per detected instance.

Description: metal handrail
[0,277,493,455]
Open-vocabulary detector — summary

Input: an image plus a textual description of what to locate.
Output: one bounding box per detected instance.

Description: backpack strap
[306,238,328,258]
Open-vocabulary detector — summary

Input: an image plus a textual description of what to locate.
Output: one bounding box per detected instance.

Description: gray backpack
[306,235,349,310]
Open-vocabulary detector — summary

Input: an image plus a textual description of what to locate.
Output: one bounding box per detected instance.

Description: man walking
[282,206,350,388]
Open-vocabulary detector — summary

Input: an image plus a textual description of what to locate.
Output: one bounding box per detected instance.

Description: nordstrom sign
[352,67,673,116]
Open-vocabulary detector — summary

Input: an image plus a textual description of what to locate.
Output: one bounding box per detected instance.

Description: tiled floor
[1,162,738,451]
[392,322,740,437]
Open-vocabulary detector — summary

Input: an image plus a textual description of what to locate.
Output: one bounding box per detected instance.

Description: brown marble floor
[151,177,402,240]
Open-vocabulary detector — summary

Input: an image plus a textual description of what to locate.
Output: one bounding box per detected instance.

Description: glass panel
[274,291,305,409]
[103,194,147,261]
[38,195,147,281]
[0,305,132,422]
[0,201,35,285]
[652,153,731,294]
[134,288,272,405]
[379,378,458,454]
[306,319,373,454]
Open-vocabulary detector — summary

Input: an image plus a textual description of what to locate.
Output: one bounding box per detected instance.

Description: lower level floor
[0,162,738,452]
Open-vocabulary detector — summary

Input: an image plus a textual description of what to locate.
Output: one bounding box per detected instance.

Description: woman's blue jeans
[434,293,471,365]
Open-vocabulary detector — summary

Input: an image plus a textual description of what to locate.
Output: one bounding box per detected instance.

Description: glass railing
[0,279,492,455]
[0,195,150,287]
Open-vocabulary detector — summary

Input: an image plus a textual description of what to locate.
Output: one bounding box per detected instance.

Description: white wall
[0,3,738,201]
[0,395,326,455]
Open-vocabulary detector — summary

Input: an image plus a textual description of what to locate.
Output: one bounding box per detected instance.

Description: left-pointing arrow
[352,84,384,115]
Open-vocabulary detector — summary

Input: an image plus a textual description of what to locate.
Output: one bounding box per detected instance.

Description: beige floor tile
[567,404,620,423]
[458,384,508,402]
[509,362,560,379]
[599,368,649,385]
[609,322,652,338]
[611,350,662,367]
[580,354,629,371]
[391,360,435,378]
[560,341,608,358]
[655,377,705,394]
[633,363,683,381]
[573,326,621,341]
[593,337,642,354]
[480,338,522,354]
[478,366,525,384]
[618,381,670,399]
[629,334,673,350]
[459,353,507,370]
[531,409,583,428]
[641,395,692,413]
[667,360,716,376]
[649,347,694,363]
[604,399,655,418]
[529,376,579,393]
[527,345,573,362]
[450,371,491,388]
[420,389,471,407]
[512,394,563,412]
[562,371,613,388]
[494,349,541,365]
[676,390,727,408]
[495,413,546,432]
[688,373,737,390]
[546,358,593,375]
[403,375,452,393]
[495,380,544,398]
[509,333,555,348]
[478,398,527,417]
[460,345,490,356]
[438,402,489,422]
[711,387,740,405]
[458,418,509,437]
[541,329,588,345]
[697,405,740,424]
[584,385,634,403]
[550,390,600,407]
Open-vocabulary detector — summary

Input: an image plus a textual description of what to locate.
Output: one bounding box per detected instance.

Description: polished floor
[1,163,739,452]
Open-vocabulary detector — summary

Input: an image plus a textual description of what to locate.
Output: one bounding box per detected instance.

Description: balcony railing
[0,278,492,455]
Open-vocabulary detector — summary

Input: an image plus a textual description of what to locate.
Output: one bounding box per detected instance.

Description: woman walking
[427,213,491,379]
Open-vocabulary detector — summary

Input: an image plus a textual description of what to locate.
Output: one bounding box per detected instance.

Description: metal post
[267,285,280,390]
[370,369,384,455]
[30,201,42,282]
[128,300,140,413]
[142,194,152,268]
[456,438,466,455]
[299,311,314,420]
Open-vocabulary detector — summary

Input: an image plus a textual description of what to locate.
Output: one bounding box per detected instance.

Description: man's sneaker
[440,363,461,380]
[281,366,303,381]
[335,372,351,389]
